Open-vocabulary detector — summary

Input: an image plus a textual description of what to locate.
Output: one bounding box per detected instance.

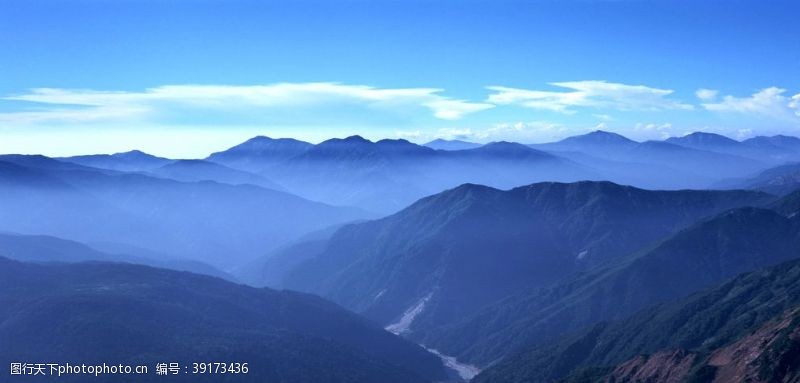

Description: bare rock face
[603,308,800,383]
[706,308,800,383]
[605,349,697,383]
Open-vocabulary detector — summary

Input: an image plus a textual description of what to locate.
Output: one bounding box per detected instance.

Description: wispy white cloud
[695,88,718,101]
[790,93,800,117]
[395,130,422,139]
[433,127,478,140]
[486,80,693,113]
[0,83,494,126]
[634,122,678,139]
[428,121,569,143]
[701,87,800,121]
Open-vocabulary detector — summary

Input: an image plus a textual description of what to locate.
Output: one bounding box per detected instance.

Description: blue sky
[1,0,799,157]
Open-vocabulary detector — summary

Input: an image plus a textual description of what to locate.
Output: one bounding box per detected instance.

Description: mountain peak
[205,136,313,171]
[423,139,482,151]
[427,138,453,144]
[472,141,556,160]
[666,132,740,147]
[376,138,413,146]
[242,135,274,144]
[112,150,163,160]
[218,136,312,151]
[558,130,637,146]
[342,135,371,143]
[743,135,800,150]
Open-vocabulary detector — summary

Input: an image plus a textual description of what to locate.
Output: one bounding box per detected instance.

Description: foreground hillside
[260,181,771,335]
[423,204,800,367]
[475,258,800,383]
[0,258,446,383]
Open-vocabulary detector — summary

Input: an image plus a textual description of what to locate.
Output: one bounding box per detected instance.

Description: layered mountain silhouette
[743,134,800,153]
[5,130,800,382]
[0,258,447,383]
[663,131,799,162]
[421,205,800,368]
[197,131,800,212]
[0,231,232,280]
[260,181,771,338]
[61,150,174,172]
[531,130,795,189]
[253,136,593,212]
[0,155,366,268]
[423,139,482,151]
[151,159,285,191]
[474,257,800,383]
[719,162,800,196]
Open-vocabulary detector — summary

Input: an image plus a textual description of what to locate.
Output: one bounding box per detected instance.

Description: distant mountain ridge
[136,130,800,211]
[251,136,592,212]
[152,159,285,191]
[61,150,174,172]
[423,139,482,151]
[718,162,800,196]
[0,231,232,280]
[528,130,800,190]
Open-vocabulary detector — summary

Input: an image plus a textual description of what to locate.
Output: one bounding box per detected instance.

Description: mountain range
[197,131,800,212]
[46,131,800,215]
[0,231,232,280]
[255,136,594,212]
[423,139,483,151]
[0,154,366,268]
[717,162,800,196]
[60,150,174,172]
[5,130,800,382]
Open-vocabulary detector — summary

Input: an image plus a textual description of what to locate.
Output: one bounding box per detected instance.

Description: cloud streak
[486,80,693,113]
[1,83,494,126]
[701,87,800,121]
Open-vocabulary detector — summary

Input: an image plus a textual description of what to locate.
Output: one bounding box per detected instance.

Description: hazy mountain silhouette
[743,134,800,152]
[61,150,174,172]
[667,132,800,163]
[666,131,741,150]
[423,139,482,151]
[528,131,772,189]
[0,258,447,383]
[718,162,800,196]
[259,136,594,212]
[0,157,367,268]
[152,159,285,191]
[199,131,799,212]
[0,231,232,280]
[626,140,766,179]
